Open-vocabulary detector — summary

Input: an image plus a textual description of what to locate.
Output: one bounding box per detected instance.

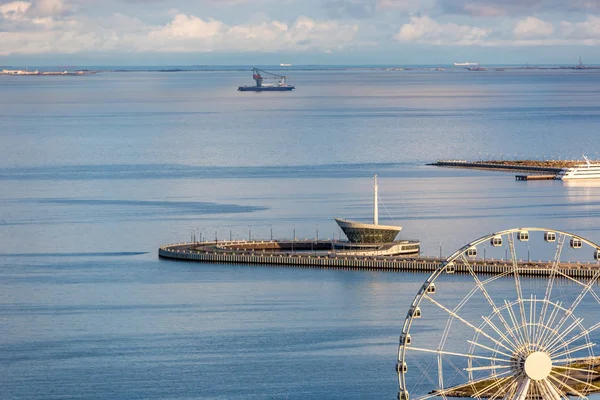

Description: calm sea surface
[2,68,600,399]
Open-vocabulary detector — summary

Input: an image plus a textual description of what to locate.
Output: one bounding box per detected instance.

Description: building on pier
[334,175,419,256]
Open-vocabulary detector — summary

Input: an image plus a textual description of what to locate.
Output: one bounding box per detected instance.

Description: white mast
[373,174,378,225]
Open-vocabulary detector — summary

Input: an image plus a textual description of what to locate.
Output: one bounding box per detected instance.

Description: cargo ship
[238,68,294,92]
[454,62,479,66]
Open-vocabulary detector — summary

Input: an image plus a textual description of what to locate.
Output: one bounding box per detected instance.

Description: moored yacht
[557,156,600,180]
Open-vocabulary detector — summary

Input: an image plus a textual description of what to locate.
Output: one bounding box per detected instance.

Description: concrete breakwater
[158,241,599,278]
[429,160,564,174]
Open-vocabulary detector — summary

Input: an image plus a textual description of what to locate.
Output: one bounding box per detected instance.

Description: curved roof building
[334,175,402,244]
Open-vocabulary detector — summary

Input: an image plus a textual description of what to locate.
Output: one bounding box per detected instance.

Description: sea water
[2,68,600,399]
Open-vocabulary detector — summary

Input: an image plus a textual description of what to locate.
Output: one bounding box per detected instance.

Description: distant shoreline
[2,65,600,75]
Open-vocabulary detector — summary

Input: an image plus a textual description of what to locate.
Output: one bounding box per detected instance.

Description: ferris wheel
[397,228,600,400]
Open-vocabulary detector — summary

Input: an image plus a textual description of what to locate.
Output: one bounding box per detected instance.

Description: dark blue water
[2,69,600,399]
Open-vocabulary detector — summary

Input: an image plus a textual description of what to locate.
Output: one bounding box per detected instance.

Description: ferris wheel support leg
[513,378,530,400]
[540,379,564,400]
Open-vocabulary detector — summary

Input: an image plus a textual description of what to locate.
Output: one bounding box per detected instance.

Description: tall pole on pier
[373,174,379,225]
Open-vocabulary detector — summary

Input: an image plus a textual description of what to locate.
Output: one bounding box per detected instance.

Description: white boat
[557,156,600,180]
[454,62,479,66]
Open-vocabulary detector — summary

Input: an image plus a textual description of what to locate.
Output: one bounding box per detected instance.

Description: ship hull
[238,86,294,92]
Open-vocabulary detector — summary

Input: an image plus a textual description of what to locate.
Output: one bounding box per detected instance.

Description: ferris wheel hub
[524,351,552,381]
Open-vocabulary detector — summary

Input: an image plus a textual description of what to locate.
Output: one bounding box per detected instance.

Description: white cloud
[513,17,554,38]
[150,14,225,40]
[0,3,359,55]
[27,0,70,17]
[143,14,358,53]
[0,1,31,21]
[483,15,600,46]
[560,15,600,40]
[393,15,490,45]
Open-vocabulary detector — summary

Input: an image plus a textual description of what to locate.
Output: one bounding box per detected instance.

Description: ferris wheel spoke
[552,364,598,374]
[481,316,518,350]
[554,269,600,298]
[547,374,589,399]
[440,354,474,395]
[504,300,528,347]
[508,234,531,346]
[407,346,511,364]
[529,380,539,400]
[513,377,531,400]
[438,273,488,356]
[462,254,523,348]
[529,295,535,344]
[411,370,513,400]
[536,301,563,349]
[423,294,514,353]
[467,340,513,358]
[548,269,600,345]
[553,355,597,364]
[547,321,600,355]
[540,378,568,400]
[552,368,600,391]
[406,351,439,389]
[550,369,599,395]
[544,317,585,352]
[487,378,515,400]
[472,375,515,398]
[464,364,513,372]
[502,379,520,400]
[551,341,596,360]
[535,233,567,345]
[492,377,519,400]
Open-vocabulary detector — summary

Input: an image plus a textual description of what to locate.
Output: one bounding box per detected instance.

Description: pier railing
[158,242,598,278]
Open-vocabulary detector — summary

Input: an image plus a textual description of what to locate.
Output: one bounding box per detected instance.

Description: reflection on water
[563,178,600,188]
[2,70,600,399]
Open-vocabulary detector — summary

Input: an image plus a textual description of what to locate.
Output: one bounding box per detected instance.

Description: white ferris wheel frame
[397,227,600,400]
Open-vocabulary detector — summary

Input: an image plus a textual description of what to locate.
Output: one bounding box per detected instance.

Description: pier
[158,240,600,278]
[515,174,558,181]
[429,160,564,174]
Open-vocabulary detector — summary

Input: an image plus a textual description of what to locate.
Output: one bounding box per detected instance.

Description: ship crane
[238,67,295,91]
[252,68,289,87]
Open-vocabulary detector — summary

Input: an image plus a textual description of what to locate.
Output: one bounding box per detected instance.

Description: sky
[1,0,599,65]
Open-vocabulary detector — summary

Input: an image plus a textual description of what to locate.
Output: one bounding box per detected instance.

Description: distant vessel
[238,68,294,92]
[557,156,600,180]
[573,56,588,70]
[280,63,292,67]
[454,62,479,66]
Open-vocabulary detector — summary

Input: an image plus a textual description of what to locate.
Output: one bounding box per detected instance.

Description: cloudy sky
[1,0,599,65]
